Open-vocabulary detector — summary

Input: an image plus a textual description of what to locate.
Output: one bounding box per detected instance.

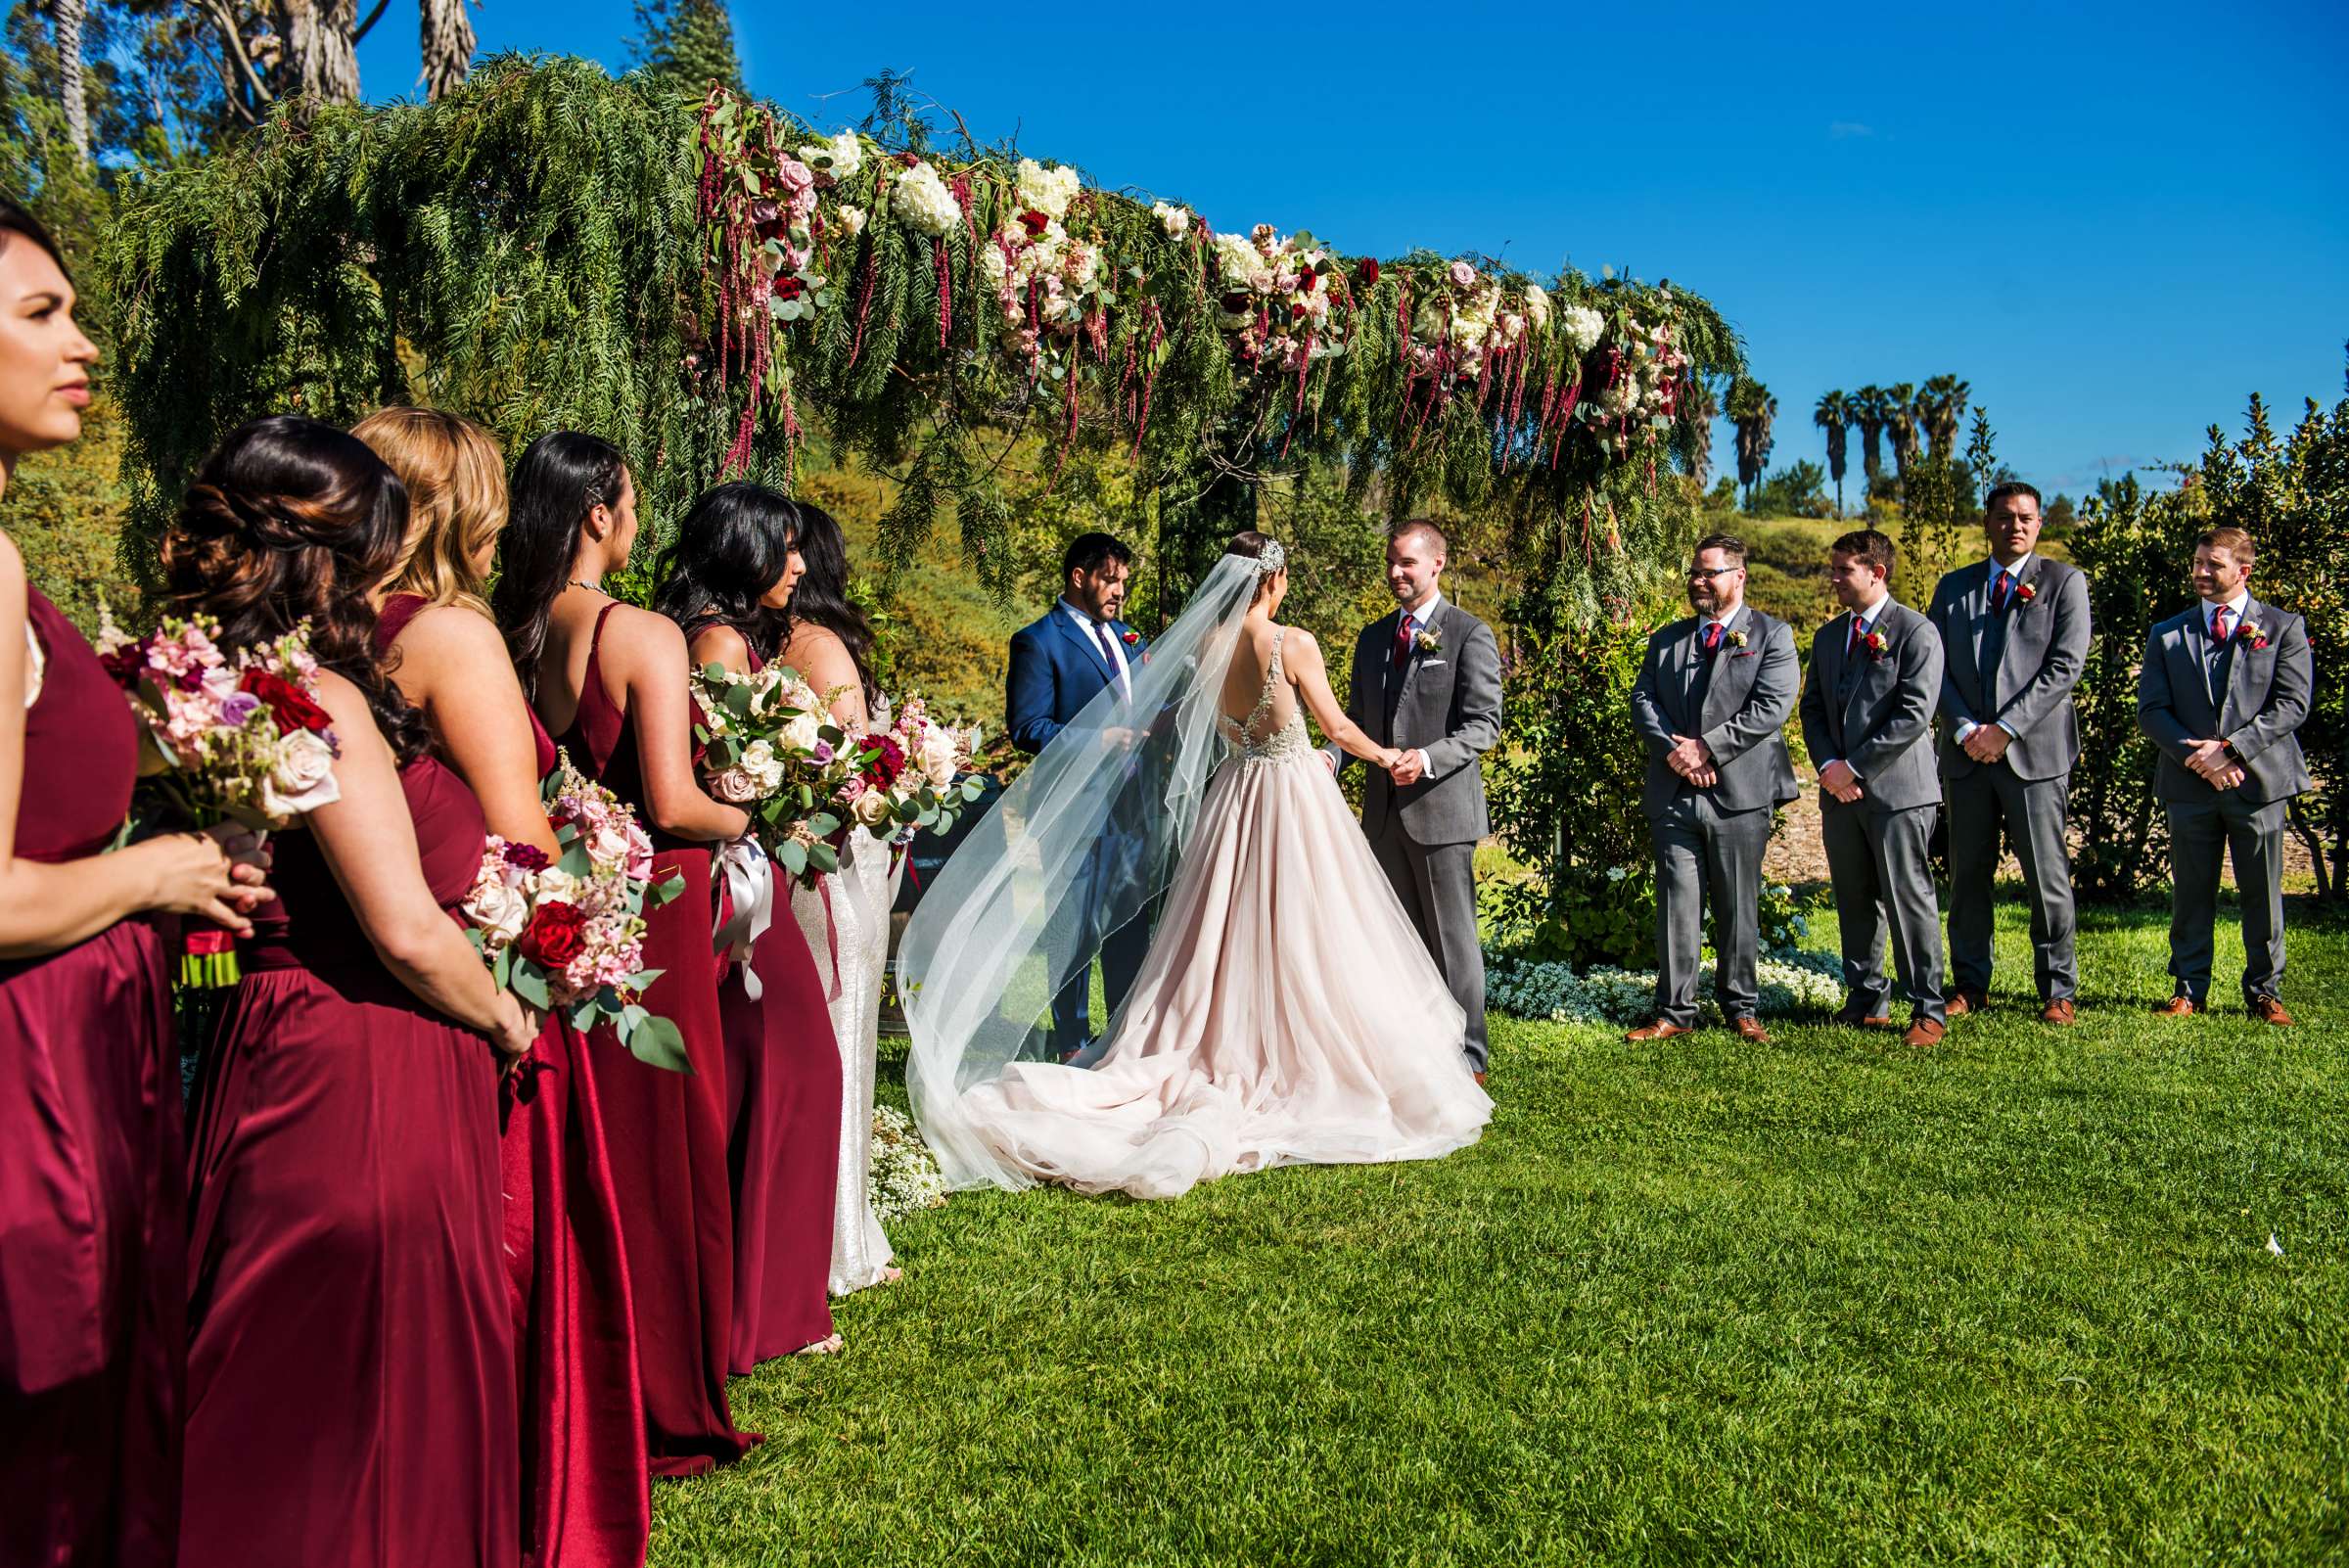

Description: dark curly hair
[776,501,876,704]
[653,482,798,660]
[161,414,433,764]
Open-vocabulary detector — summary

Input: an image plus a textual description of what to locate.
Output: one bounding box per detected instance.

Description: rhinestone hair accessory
[1254,540,1287,577]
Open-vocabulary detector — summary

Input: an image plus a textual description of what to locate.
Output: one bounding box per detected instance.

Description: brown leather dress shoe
[1835,1009,1896,1030]
[1902,1018,1947,1046]
[2154,995,2198,1017]
[1474,1071,1488,1086]
[1945,990,1989,1016]
[1729,1017,1771,1043]
[2249,995,2295,1027]
[1625,1020,1695,1042]
[2040,998,2076,1025]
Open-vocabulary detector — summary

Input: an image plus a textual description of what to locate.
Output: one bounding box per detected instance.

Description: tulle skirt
[962,751,1492,1200]
[0,920,180,1568]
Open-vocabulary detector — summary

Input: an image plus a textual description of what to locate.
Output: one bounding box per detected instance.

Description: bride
[899,530,1491,1200]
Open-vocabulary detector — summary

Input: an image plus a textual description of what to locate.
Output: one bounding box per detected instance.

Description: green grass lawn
[651,899,2346,1565]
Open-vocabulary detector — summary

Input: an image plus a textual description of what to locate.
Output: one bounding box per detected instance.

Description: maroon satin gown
[0,588,180,1568]
[379,593,650,1567]
[182,742,517,1567]
[707,635,842,1368]
[549,603,756,1476]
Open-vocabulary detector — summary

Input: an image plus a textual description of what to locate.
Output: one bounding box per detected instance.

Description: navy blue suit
[1005,604,1151,1058]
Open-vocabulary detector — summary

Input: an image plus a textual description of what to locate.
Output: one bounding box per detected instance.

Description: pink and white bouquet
[461,754,689,1072]
[693,661,851,886]
[840,693,985,845]
[95,607,342,987]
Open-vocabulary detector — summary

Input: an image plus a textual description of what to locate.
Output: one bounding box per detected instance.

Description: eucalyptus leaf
[624,1014,694,1075]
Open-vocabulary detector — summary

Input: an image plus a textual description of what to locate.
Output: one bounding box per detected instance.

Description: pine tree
[630,0,743,99]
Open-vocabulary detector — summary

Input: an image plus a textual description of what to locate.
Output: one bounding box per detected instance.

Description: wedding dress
[790,833,898,1293]
[901,556,1490,1202]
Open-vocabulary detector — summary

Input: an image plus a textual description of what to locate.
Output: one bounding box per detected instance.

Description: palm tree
[1727,378,1777,511]
[1815,390,1851,516]
[1920,374,1970,461]
[1883,381,1920,488]
[52,0,90,160]
[1684,378,1720,489]
[1851,384,1888,495]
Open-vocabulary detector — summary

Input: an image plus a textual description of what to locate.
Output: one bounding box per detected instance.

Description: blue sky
[358,0,2349,502]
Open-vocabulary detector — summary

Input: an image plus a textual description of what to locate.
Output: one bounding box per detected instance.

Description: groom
[1325,521,1503,1083]
[1006,531,1151,1059]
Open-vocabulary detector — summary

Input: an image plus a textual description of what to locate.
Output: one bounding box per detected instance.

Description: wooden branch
[350,0,392,44]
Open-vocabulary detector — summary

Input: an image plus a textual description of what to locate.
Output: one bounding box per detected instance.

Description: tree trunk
[418,0,476,100]
[54,0,91,160]
[274,0,360,103]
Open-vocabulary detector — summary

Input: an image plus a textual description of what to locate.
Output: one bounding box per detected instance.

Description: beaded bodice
[1219,626,1313,766]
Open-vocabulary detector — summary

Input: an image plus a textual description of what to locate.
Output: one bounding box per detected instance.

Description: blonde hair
[351,406,508,613]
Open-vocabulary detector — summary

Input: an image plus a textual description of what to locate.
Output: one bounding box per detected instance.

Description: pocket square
[1419,658,1448,668]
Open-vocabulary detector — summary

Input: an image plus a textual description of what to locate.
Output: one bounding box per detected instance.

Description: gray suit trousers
[1946,765,2078,1001]
[1819,800,1947,1024]
[1370,820,1488,1072]
[1649,793,1773,1027]
[2166,793,2288,1006]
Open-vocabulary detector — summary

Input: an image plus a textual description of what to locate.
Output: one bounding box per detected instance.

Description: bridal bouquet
[461,754,689,1072]
[841,694,985,845]
[94,607,342,987]
[692,661,852,886]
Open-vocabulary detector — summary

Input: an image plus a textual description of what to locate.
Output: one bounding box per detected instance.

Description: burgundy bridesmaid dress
[0,587,181,1568]
[181,750,517,1568]
[379,592,650,1567]
[549,603,756,1477]
[707,634,843,1369]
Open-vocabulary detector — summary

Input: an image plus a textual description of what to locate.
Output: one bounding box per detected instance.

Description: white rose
[588,819,634,869]
[711,764,760,804]
[463,875,530,952]
[852,788,896,829]
[1151,201,1190,238]
[837,205,867,237]
[918,725,958,789]
[801,128,862,182]
[780,711,824,755]
[531,866,584,907]
[261,727,339,821]
[1523,284,1551,331]
[741,739,786,796]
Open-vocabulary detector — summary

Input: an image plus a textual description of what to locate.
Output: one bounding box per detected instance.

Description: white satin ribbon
[713,834,776,1000]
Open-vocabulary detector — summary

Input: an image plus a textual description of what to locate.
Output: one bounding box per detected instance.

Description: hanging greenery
[107,54,1743,620]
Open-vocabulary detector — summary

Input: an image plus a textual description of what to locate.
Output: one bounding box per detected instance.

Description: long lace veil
[900,554,1263,1190]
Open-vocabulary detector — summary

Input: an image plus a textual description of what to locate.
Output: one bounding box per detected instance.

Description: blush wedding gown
[948,625,1492,1199]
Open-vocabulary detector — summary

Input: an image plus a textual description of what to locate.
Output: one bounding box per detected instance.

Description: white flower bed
[870,1103,949,1223]
[1486,945,1843,1027]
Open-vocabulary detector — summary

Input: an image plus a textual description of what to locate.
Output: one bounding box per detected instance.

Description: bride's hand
[1377,747,1404,771]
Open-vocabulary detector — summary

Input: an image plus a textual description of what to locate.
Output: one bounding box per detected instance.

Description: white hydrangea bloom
[1561,304,1607,355]
[893,161,962,238]
[1015,158,1083,220]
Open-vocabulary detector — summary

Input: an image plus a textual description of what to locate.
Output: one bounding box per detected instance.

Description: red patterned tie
[1393,615,1415,670]
[2211,605,2232,644]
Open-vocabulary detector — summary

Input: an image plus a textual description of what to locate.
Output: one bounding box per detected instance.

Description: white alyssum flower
[1483,947,1843,1026]
[869,1103,948,1222]
[893,161,963,238]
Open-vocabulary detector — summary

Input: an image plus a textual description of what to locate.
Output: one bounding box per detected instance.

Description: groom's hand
[1388,750,1426,788]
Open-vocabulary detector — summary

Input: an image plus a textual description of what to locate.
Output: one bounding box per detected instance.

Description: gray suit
[1628,605,1800,1026]
[1928,556,2092,1002]
[2137,596,2313,1006]
[1799,598,1948,1025]
[1329,596,1503,1071]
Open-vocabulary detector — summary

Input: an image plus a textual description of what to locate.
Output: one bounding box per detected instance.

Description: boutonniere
[1726,628,1748,649]
[1861,627,1890,663]
[1121,629,1140,647]
[2013,580,2037,605]
[1415,628,1442,655]
[2238,618,2268,651]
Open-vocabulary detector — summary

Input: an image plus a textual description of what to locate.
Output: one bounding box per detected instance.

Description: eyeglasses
[1686,566,1742,581]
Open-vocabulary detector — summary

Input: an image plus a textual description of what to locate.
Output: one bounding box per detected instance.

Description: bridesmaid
[169,416,533,1568]
[0,197,261,1568]
[775,502,902,1296]
[352,406,650,1566]
[491,431,759,1477]
[652,483,847,1365]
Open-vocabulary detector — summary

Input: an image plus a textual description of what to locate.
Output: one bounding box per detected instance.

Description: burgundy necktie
[1991,571,2011,613]
[1702,622,1723,655]
[1392,615,1415,670]
[2211,605,2232,644]
[1846,615,1864,656]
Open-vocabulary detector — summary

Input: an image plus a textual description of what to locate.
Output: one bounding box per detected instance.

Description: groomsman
[2137,527,2313,1025]
[1799,529,1950,1045]
[1926,483,2092,1024]
[1625,535,1800,1043]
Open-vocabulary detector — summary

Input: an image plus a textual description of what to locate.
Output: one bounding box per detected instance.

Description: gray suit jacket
[1628,606,1800,815]
[1328,597,1502,845]
[2137,597,2313,806]
[1927,557,2091,781]
[1799,599,1945,813]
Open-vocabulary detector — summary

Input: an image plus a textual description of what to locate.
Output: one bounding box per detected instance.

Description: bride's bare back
[1220,613,1389,764]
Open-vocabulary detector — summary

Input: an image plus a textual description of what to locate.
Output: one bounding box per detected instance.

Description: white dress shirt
[1392,590,1445,778]
[1823,591,1890,779]
[1955,554,2034,744]
[1059,597,1131,702]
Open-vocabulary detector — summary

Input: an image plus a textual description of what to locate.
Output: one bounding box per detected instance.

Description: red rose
[1019,208,1050,239]
[1298,269,1319,293]
[773,275,806,300]
[1122,630,1139,646]
[1290,303,1306,320]
[97,636,149,688]
[518,901,586,969]
[238,668,333,735]
[1356,257,1380,286]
